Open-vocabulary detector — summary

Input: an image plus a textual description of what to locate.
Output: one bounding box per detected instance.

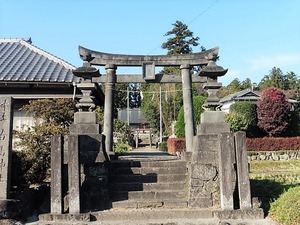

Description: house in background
[219,89,261,113]
[118,108,155,147]
[0,38,104,132]
[118,108,149,131]
[219,88,297,113]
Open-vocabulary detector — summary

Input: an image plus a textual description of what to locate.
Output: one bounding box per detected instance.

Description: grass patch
[249,160,300,216]
[269,186,300,225]
[250,160,300,174]
[250,160,300,183]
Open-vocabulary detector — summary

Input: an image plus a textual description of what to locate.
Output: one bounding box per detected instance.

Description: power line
[188,0,220,25]
[114,88,183,94]
[146,0,221,55]
[120,0,220,73]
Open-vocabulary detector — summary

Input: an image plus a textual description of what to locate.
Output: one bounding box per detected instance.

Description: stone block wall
[248,151,300,161]
[189,133,230,208]
[188,120,253,211]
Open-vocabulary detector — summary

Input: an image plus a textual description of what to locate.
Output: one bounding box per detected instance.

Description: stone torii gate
[47,46,261,219]
[74,46,227,154]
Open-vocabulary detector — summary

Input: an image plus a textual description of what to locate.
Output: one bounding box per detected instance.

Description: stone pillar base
[0,199,21,219]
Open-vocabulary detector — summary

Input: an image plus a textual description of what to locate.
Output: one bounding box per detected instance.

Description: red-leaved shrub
[167,138,186,154]
[247,137,300,151]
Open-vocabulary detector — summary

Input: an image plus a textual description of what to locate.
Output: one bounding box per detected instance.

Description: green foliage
[258,67,300,92]
[140,84,160,130]
[269,186,300,225]
[96,106,131,153]
[13,99,75,184]
[159,142,168,152]
[22,98,74,130]
[230,101,257,126]
[161,20,201,55]
[141,20,203,136]
[175,96,206,138]
[250,160,300,216]
[113,141,131,155]
[175,107,185,138]
[112,83,142,118]
[96,106,104,126]
[193,96,206,126]
[250,160,300,182]
[225,111,250,132]
[250,179,296,216]
[257,87,291,137]
[226,101,260,136]
[217,78,254,98]
[113,118,131,143]
[287,106,300,136]
[140,83,183,136]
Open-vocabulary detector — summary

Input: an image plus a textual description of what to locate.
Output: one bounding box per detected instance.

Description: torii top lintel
[78,46,219,67]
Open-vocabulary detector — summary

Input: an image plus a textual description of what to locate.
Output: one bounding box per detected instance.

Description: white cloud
[249,53,300,71]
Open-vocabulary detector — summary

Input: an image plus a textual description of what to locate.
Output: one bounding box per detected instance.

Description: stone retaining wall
[248,151,300,161]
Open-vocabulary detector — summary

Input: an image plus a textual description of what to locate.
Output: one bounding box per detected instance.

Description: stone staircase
[37,151,275,225]
[108,153,189,209]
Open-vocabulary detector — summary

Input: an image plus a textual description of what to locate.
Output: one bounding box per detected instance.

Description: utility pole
[127,86,130,125]
[159,85,162,143]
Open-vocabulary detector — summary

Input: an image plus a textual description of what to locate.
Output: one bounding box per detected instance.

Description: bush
[175,96,206,138]
[159,142,168,152]
[247,137,300,151]
[13,99,75,185]
[225,111,250,132]
[167,138,186,154]
[226,101,261,137]
[269,186,300,225]
[257,87,291,137]
[97,106,131,154]
[113,141,131,155]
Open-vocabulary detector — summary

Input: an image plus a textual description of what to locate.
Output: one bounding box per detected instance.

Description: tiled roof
[0,38,79,83]
[219,89,260,103]
[118,108,148,124]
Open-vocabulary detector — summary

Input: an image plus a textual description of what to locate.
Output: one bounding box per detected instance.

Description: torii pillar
[103,64,116,154]
[181,64,195,152]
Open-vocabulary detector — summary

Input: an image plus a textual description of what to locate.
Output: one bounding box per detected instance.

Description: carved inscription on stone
[0,98,12,199]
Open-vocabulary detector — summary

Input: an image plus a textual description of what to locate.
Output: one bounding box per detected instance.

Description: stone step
[36,219,276,225]
[92,219,275,225]
[109,160,187,168]
[91,208,264,222]
[110,174,187,183]
[110,166,187,175]
[111,199,188,209]
[38,208,268,225]
[111,190,187,201]
[110,181,187,192]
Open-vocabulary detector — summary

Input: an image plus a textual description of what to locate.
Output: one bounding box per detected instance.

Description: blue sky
[1,0,299,85]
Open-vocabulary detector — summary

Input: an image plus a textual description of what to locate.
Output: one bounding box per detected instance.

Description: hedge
[168,137,300,153]
[246,137,300,151]
[167,138,186,154]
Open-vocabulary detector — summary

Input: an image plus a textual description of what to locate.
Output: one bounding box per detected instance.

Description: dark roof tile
[0,38,79,83]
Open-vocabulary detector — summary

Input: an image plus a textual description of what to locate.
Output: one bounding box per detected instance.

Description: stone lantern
[72,62,100,112]
[199,53,227,110]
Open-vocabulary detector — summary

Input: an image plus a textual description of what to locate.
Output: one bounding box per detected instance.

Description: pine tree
[161,20,201,55]
[141,20,203,136]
